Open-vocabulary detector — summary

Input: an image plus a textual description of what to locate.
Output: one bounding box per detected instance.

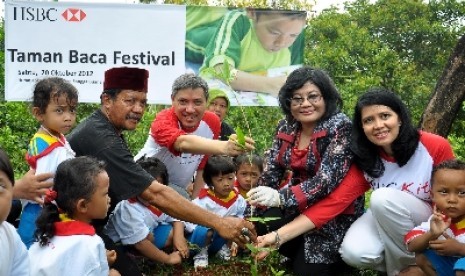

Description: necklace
[40,125,76,157]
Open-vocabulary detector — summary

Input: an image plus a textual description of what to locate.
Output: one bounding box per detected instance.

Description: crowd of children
[3,146,264,274]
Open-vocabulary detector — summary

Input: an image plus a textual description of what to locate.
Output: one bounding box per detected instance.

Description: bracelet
[272,231,281,249]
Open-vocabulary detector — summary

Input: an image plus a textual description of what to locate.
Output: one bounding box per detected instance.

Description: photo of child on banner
[185,6,307,105]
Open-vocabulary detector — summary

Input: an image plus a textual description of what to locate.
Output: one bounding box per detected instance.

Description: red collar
[54,220,96,236]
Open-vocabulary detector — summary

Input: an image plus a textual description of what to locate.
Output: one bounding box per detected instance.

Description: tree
[420,34,465,136]
[307,0,465,127]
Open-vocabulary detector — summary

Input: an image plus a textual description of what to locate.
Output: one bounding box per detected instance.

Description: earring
[398,122,402,126]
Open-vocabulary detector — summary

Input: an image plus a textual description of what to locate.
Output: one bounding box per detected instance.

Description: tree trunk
[420,34,465,136]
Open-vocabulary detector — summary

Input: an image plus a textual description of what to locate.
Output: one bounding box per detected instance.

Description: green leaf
[248,216,280,224]
[235,126,246,147]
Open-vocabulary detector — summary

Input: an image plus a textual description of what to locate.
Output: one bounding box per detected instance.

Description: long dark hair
[35,156,106,246]
[351,88,419,178]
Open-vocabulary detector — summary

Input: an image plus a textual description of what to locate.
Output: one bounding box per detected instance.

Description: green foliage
[235,126,246,148]
[307,0,465,127]
[448,134,465,160]
[248,216,280,224]
[0,102,38,177]
[227,106,283,155]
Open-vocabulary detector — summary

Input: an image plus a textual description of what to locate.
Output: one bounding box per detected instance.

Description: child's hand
[430,206,451,237]
[230,242,238,257]
[166,251,183,265]
[174,237,189,259]
[106,249,117,266]
[429,233,463,256]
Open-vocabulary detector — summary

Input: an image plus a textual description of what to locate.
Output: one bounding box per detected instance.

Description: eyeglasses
[290,94,322,106]
[120,97,148,109]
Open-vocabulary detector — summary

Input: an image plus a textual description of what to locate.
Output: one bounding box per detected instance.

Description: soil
[139,255,288,276]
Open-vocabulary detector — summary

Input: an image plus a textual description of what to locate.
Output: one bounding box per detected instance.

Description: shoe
[216,244,231,261]
[194,247,208,269]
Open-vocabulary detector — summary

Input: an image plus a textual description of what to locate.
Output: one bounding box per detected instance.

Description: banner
[5,0,185,104]
[5,1,306,106]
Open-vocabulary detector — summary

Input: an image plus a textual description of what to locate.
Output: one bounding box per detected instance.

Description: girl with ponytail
[29,156,120,276]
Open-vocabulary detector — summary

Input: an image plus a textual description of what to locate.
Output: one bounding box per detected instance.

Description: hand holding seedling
[254,232,280,260]
[216,217,257,248]
[226,133,255,156]
[247,186,281,207]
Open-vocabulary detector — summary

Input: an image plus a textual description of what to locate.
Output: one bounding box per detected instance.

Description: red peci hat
[103,67,149,92]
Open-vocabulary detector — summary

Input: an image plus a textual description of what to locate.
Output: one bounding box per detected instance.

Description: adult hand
[255,232,278,260]
[247,186,281,207]
[225,134,255,156]
[13,169,53,204]
[216,216,256,248]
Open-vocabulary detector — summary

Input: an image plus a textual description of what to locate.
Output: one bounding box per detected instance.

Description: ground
[137,251,381,276]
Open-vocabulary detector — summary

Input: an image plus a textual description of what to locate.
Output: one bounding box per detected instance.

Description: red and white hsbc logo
[12,6,87,22]
[62,9,87,22]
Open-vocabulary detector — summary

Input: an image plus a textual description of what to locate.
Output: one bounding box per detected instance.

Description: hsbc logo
[13,7,58,21]
[12,6,87,22]
[62,9,87,22]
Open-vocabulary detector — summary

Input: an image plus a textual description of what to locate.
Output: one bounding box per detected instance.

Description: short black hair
[234,153,264,173]
[136,156,169,185]
[203,155,236,187]
[32,77,79,114]
[278,67,342,122]
[431,159,465,187]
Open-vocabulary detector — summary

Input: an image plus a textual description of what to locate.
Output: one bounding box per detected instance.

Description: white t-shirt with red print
[365,131,454,201]
[134,107,220,189]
